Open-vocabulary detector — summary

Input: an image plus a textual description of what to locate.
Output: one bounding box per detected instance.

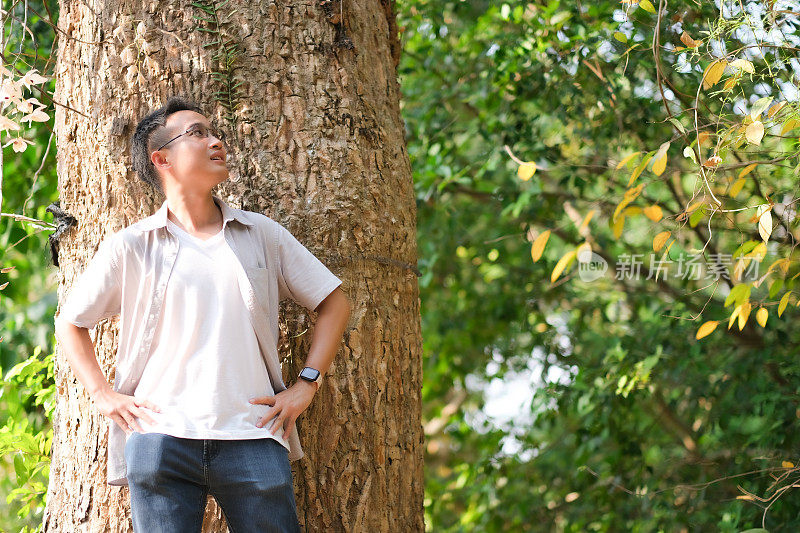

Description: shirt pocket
[245,266,271,310]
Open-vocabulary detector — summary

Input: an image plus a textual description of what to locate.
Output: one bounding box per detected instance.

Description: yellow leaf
[732,259,746,283]
[781,118,800,135]
[702,59,727,90]
[576,241,592,262]
[782,461,795,469]
[626,183,645,199]
[729,178,745,198]
[766,258,789,276]
[756,307,768,327]
[613,215,625,240]
[696,320,718,340]
[639,0,656,13]
[686,200,704,213]
[578,210,596,233]
[738,301,751,330]
[745,121,764,145]
[518,162,537,181]
[616,152,640,169]
[680,31,702,48]
[757,204,773,242]
[551,249,577,283]
[613,184,645,221]
[530,230,551,263]
[653,231,671,252]
[728,305,741,330]
[651,141,670,176]
[623,206,643,217]
[722,75,740,91]
[738,163,758,178]
[697,131,711,147]
[768,102,786,118]
[778,292,791,317]
[628,154,653,186]
[729,58,755,74]
[643,205,663,222]
[750,242,767,261]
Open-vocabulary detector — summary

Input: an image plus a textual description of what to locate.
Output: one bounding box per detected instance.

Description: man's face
[151,110,228,193]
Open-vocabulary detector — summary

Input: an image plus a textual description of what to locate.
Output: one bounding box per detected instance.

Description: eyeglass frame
[154,123,225,152]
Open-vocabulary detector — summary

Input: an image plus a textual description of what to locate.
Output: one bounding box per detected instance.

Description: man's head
[131,97,228,196]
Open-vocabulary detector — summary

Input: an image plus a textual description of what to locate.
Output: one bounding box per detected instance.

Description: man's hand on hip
[250,380,317,437]
[94,388,161,435]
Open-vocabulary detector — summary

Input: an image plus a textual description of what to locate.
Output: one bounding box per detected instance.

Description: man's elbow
[54,316,86,339]
[316,287,351,317]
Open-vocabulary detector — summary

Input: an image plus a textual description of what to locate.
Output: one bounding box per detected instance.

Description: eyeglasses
[155,123,224,151]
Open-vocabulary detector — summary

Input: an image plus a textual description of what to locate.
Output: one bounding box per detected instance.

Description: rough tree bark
[43,0,423,530]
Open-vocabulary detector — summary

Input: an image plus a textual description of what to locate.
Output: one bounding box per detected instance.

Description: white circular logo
[577,251,608,282]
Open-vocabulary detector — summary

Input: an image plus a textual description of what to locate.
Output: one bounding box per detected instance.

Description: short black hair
[131,96,203,195]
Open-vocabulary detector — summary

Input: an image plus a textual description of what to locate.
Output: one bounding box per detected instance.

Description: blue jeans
[124,432,301,533]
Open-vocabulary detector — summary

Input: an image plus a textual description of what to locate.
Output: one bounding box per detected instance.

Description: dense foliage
[0,0,59,529]
[398,0,800,530]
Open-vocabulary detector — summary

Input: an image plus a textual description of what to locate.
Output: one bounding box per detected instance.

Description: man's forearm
[54,318,113,399]
[305,287,351,379]
[249,287,351,433]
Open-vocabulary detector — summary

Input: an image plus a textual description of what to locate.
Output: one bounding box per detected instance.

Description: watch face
[300,367,320,381]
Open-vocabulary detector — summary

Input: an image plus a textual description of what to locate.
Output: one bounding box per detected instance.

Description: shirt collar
[135,194,254,232]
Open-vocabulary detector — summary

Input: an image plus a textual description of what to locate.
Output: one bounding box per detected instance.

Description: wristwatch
[298,367,322,390]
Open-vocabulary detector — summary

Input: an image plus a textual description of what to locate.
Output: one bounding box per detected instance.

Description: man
[54,96,351,532]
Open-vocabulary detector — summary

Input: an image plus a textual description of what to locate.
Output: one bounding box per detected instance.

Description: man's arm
[55,317,161,434]
[303,286,352,383]
[250,286,351,435]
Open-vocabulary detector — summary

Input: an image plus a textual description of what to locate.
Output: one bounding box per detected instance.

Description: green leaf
[668,118,686,134]
[14,454,25,480]
[769,279,784,299]
[725,284,751,308]
[733,240,760,259]
[689,205,706,228]
[190,2,215,13]
[192,15,217,23]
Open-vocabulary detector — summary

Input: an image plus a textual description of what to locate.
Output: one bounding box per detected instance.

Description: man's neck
[165,192,222,234]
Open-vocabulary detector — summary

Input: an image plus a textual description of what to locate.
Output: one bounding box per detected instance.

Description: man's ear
[151,150,169,171]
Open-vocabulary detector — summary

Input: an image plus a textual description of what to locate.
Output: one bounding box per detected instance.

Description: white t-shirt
[133,217,289,448]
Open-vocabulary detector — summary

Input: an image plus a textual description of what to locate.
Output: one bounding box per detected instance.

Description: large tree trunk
[43,0,423,530]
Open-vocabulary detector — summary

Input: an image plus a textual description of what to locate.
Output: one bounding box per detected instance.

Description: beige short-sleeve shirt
[58,195,343,485]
